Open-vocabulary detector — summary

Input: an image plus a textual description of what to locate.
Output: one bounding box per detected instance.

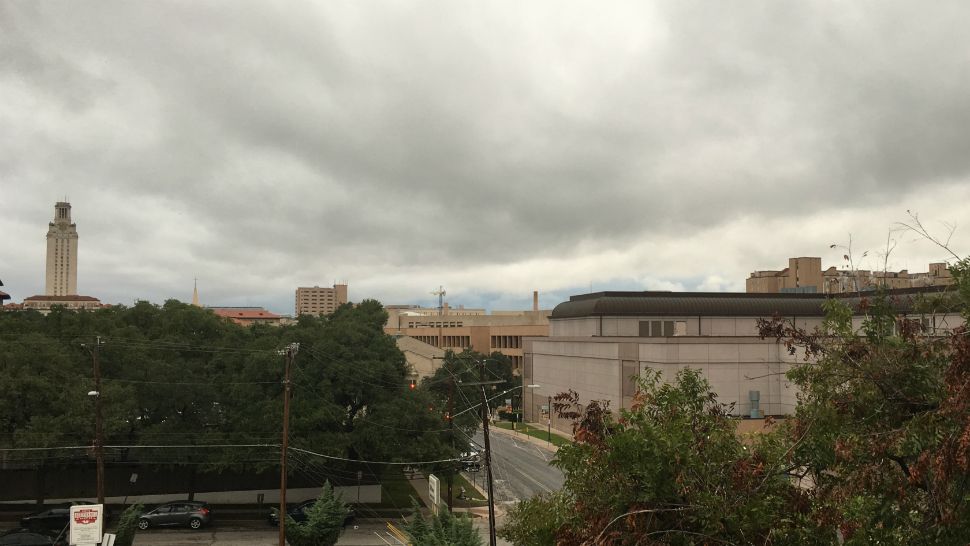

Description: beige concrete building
[22,295,102,313]
[295,284,348,316]
[385,303,486,332]
[395,335,446,382]
[45,201,79,296]
[522,288,965,435]
[385,292,551,373]
[747,256,954,294]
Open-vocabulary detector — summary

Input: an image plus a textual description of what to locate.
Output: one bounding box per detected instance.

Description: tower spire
[192,278,200,307]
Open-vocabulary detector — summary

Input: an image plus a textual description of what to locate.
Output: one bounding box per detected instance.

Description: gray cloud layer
[2,1,969,313]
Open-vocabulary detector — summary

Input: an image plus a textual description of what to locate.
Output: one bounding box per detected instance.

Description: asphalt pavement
[128,520,508,545]
[468,426,565,504]
[130,522,400,545]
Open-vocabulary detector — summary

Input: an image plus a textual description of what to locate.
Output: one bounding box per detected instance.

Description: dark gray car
[138,501,211,530]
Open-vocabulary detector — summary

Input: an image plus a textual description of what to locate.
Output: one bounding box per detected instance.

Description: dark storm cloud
[2,1,969,311]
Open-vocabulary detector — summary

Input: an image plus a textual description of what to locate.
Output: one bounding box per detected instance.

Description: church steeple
[192,278,200,307]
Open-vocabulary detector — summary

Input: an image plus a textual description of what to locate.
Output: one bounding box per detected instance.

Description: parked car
[268,500,355,528]
[0,529,67,546]
[460,450,482,471]
[138,501,211,530]
[19,501,108,533]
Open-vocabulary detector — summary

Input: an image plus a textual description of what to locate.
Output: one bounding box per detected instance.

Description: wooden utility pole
[446,374,455,512]
[84,336,105,505]
[459,371,503,546]
[94,336,104,505]
[479,363,497,546]
[278,342,299,546]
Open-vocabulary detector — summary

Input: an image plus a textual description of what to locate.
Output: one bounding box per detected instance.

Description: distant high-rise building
[45,201,78,296]
[295,284,348,316]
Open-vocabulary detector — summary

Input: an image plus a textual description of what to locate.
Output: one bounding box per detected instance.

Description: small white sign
[69,504,104,545]
[428,474,440,506]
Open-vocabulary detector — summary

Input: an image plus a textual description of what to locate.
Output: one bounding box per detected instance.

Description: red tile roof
[210,307,281,320]
[24,295,101,302]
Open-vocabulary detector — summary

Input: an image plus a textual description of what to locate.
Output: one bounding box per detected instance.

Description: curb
[488,424,564,453]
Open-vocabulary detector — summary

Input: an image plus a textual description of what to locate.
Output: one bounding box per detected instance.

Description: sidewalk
[488,421,571,452]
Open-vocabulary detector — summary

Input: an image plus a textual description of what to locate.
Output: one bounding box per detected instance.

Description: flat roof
[551,286,956,319]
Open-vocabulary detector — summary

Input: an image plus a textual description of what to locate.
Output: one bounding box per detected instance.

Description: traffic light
[409,379,416,390]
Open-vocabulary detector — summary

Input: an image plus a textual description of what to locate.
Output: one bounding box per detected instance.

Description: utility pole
[84,337,105,504]
[94,337,104,505]
[479,363,497,546]
[278,342,299,546]
[446,374,455,512]
[547,394,552,443]
[458,370,503,546]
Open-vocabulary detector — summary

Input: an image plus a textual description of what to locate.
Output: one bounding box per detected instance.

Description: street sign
[69,504,104,545]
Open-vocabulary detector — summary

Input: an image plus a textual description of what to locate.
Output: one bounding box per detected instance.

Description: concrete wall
[553,315,826,338]
[523,336,800,434]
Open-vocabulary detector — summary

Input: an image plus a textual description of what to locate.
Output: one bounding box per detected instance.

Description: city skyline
[3,2,970,314]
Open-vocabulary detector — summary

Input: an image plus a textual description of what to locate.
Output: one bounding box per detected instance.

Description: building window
[674,321,687,336]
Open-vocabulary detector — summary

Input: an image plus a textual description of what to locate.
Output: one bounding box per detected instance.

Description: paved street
[131,522,399,545]
[469,426,565,504]
[129,520,507,545]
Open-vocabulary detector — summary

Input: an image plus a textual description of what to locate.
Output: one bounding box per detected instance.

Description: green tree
[283,482,350,546]
[758,257,970,544]
[500,369,801,545]
[497,493,567,546]
[112,504,143,546]
[404,500,482,546]
[0,299,446,498]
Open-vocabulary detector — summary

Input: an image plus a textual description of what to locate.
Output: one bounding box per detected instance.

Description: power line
[290,447,459,466]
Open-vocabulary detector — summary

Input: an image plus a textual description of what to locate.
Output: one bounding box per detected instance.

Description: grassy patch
[378,466,425,509]
[494,422,570,447]
[450,473,487,508]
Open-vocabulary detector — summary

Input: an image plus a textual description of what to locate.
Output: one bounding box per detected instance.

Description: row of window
[407,321,464,328]
[490,335,522,349]
[637,320,688,337]
[412,335,472,348]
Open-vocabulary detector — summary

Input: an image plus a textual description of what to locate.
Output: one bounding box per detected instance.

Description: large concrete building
[385,292,551,373]
[522,288,965,435]
[395,335,446,382]
[295,284,348,316]
[747,256,954,294]
[45,201,79,296]
[23,294,102,313]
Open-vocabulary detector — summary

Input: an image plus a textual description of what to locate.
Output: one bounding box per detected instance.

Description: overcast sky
[2,1,969,314]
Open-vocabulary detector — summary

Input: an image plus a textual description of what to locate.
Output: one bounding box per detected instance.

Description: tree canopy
[502,258,970,545]
[0,299,459,498]
[404,500,482,546]
[283,481,349,546]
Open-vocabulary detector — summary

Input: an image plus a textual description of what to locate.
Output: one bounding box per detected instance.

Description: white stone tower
[45,201,79,296]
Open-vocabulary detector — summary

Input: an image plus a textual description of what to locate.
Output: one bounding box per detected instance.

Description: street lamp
[512,384,541,431]
[547,394,552,443]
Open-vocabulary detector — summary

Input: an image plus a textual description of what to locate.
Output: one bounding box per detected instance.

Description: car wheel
[189,518,203,530]
[138,518,150,530]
